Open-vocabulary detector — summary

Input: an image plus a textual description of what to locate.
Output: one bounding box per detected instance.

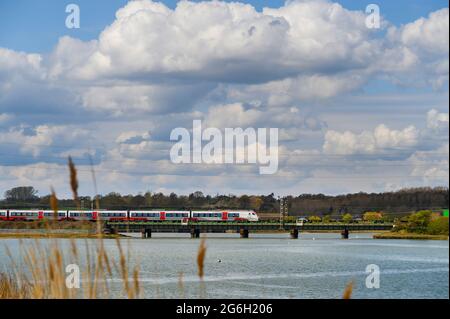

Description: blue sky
[0,0,448,197]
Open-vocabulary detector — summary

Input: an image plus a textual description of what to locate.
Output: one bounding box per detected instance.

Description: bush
[406,210,432,233]
[342,213,353,223]
[427,217,449,235]
[308,216,322,223]
[283,216,297,223]
[363,212,383,222]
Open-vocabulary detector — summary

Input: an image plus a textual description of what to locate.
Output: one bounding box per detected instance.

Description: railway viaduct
[104,222,394,239]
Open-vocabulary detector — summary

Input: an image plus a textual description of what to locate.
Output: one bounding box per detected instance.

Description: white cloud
[391,8,449,56]
[49,0,378,85]
[0,48,42,76]
[427,108,449,130]
[323,124,419,155]
[0,113,12,124]
[81,83,210,116]
[0,125,90,158]
[384,8,449,88]
[409,143,449,185]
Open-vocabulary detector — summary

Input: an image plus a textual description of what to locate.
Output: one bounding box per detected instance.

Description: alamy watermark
[65,263,80,289]
[365,264,380,289]
[65,4,80,29]
[365,4,380,29]
[170,120,279,174]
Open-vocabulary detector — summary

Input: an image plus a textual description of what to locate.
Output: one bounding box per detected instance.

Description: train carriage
[0,210,7,221]
[68,210,96,221]
[96,210,128,221]
[129,210,190,222]
[68,210,127,221]
[8,210,40,221]
[41,210,68,221]
[190,210,258,222]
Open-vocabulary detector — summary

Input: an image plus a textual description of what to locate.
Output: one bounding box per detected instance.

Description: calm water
[1,233,448,299]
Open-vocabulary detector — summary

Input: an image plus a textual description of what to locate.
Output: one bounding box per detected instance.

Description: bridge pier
[290,228,299,239]
[141,228,152,239]
[240,228,249,238]
[190,228,200,238]
[109,227,118,235]
[341,228,349,239]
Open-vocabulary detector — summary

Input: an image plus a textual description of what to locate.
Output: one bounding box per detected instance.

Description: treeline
[1,186,448,217]
[287,187,449,217]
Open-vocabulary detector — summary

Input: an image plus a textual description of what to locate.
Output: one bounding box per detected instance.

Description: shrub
[406,210,432,233]
[308,216,322,223]
[342,213,353,223]
[363,212,383,222]
[427,217,449,235]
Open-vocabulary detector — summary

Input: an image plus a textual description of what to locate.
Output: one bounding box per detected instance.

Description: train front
[248,211,259,222]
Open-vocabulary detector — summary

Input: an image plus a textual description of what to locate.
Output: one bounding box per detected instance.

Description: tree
[427,217,449,235]
[406,210,432,233]
[308,216,322,223]
[4,186,38,202]
[342,213,353,223]
[249,197,263,211]
[363,212,383,222]
[238,195,250,209]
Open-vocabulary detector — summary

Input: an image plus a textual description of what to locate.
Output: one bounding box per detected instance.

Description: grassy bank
[0,232,124,239]
[0,220,96,230]
[374,232,448,240]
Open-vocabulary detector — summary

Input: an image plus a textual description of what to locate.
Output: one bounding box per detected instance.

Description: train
[0,209,259,222]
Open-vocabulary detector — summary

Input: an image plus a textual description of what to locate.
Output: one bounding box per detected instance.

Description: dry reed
[0,155,140,299]
[342,281,353,299]
[196,239,207,279]
[68,156,79,209]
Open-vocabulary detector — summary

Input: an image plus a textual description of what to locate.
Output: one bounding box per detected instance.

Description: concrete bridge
[104,222,394,239]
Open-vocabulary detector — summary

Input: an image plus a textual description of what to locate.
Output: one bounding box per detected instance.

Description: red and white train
[0,209,259,222]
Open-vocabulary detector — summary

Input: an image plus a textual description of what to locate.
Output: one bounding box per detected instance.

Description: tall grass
[342,281,353,299]
[0,238,140,299]
[0,157,140,299]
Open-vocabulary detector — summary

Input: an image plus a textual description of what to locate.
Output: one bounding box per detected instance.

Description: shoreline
[0,229,384,239]
[1,229,447,240]
[373,232,449,240]
[0,232,124,239]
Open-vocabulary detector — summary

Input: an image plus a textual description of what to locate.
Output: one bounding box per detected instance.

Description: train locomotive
[0,209,259,222]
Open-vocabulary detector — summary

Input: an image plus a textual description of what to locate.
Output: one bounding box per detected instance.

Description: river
[0,232,448,299]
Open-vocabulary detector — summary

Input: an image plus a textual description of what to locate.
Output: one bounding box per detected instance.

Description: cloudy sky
[0,0,448,198]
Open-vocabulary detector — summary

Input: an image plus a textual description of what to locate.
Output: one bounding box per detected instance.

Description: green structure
[443,209,449,217]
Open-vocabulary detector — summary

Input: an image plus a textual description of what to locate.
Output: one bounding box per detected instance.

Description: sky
[0,0,448,198]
